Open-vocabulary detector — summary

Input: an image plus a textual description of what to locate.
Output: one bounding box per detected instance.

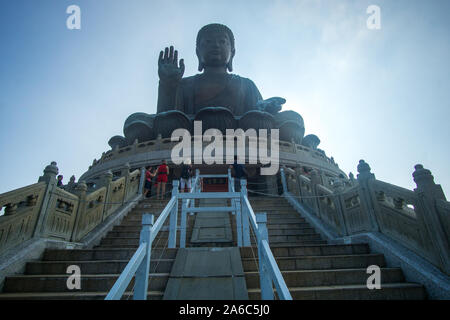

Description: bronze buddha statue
[109,24,306,148]
[157,24,264,116]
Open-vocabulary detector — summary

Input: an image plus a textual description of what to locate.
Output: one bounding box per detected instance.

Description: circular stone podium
[80,134,346,195]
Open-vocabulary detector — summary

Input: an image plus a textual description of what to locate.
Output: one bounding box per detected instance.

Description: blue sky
[0,0,449,197]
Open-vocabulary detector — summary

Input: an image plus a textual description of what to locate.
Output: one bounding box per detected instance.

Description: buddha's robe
[157,74,263,116]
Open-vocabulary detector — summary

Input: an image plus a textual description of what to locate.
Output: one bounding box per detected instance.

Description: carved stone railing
[339,185,371,234]
[280,161,450,274]
[72,186,107,241]
[0,183,47,254]
[0,161,143,256]
[84,136,343,184]
[40,187,79,241]
[368,179,438,265]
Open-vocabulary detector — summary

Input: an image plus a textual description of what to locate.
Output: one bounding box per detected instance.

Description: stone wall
[0,162,142,256]
[281,161,450,275]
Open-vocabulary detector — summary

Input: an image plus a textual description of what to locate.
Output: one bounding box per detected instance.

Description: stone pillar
[70,181,87,242]
[280,168,288,194]
[356,160,380,232]
[33,161,59,237]
[138,167,146,195]
[66,175,77,192]
[309,169,322,217]
[294,166,304,197]
[133,139,139,152]
[120,162,131,203]
[99,170,113,221]
[349,172,355,186]
[157,134,162,150]
[413,164,450,274]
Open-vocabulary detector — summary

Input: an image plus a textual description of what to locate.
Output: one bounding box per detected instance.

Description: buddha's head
[196,24,235,72]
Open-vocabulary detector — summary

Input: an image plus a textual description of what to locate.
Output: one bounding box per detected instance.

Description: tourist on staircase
[179,159,192,193]
[229,156,248,193]
[155,159,169,200]
[143,166,156,198]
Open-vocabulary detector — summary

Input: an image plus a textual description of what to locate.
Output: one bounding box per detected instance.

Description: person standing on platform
[229,156,248,192]
[155,159,169,200]
[143,166,155,198]
[57,175,64,187]
[179,159,192,193]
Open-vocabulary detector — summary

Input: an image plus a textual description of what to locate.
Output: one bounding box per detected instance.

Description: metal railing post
[256,212,274,300]
[180,197,187,248]
[168,180,179,248]
[138,167,146,195]
[241,179,251,246]
[234,177,243,247]
[133,214,154,300]
[228,168,236,216]
[280,168,288,194]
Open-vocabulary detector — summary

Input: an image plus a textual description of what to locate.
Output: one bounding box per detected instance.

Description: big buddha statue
[108,24,307,149]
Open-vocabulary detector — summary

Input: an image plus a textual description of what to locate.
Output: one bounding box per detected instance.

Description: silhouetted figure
[57,175,63,187]
[144,166,156,198]
[179,159,192,193]
[229,156,248,192]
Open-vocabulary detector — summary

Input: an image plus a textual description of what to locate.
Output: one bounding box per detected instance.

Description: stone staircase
[0,198,192,300]
[242,196,426,299]
[0,195,427,300]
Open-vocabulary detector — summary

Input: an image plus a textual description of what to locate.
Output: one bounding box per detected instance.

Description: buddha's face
[197,31,234,68]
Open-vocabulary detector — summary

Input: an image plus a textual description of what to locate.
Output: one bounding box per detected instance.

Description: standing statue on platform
[108,24,309,149]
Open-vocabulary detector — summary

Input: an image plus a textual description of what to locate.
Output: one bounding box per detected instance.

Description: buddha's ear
[227,58,233,72]
[227,48,236,72]
[196,47,204,72]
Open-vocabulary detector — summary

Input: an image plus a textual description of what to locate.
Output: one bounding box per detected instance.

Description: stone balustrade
[0,162,142,256]
[82,136,343,184]
[282,161,450,275]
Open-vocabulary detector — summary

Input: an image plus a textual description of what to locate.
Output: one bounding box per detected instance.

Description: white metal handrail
[106,171,292,300]
[240,180,293,300]
[105,181,179,300]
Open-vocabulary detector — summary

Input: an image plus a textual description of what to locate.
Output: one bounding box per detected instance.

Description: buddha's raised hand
[158,46,185,84]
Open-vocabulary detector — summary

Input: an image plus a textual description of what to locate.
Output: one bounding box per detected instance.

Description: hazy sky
[0,0,449,197]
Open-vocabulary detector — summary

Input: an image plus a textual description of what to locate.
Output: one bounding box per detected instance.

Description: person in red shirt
[143,166,155,198]
[155,159,169,200]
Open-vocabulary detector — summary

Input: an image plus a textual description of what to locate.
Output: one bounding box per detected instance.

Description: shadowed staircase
[242,196,426,299]
[0,195,427,299]
[0,198,193,300]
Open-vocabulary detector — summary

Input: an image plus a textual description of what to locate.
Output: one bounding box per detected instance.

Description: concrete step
[250,206,294,210]
[112,225,194,233]
[25,259,175,275]
[264,240,328,246]
[240,244,370,258]
[122,215,169,222]
[265,213,303,219]
[249,233,323,244]
[0,291,164,300]
[132,205,182,214]
[267,228,316,236]
[242,254,386,271]
[267,217,306,224]
[245,267,404,288]
[43,248,178,261]
[99,237,185,247]
[247,283,426,300]
[106,229,193,238]
[267,222,311,229]
[2,273,169,293]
